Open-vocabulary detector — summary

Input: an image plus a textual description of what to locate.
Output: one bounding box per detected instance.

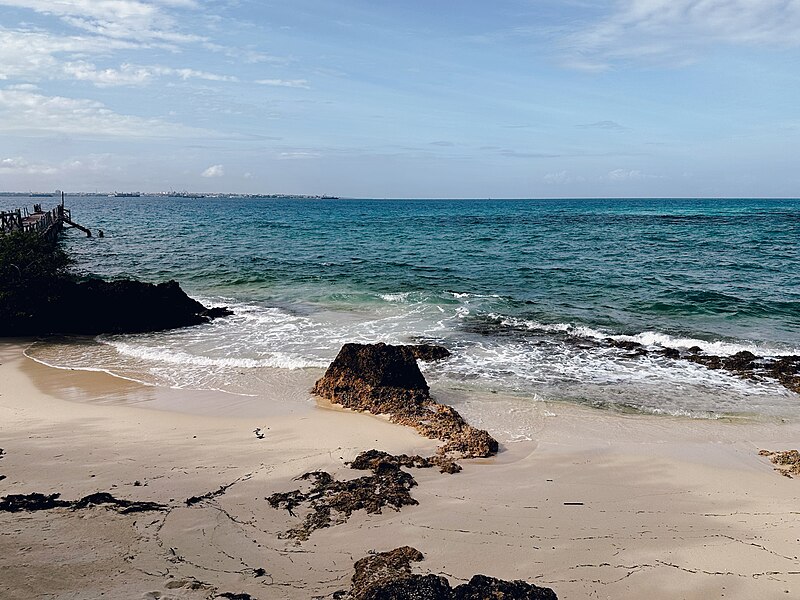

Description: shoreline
[2,341,799,599]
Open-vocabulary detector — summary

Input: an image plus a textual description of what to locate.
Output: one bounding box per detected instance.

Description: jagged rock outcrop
[1,277,230,336]
[312,343,498,461]
[335,546,558,600]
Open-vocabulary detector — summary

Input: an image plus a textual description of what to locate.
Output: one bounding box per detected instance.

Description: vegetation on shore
[0,231,229,336]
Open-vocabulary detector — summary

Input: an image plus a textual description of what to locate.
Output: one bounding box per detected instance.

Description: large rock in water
[60,278,230,334]
[313,343,498,459]
[1,278,230,336]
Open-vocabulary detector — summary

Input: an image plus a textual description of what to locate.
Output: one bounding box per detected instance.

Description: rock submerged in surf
[312,343,498,459]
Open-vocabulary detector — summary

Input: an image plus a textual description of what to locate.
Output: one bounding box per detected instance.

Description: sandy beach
[1,340,799,600]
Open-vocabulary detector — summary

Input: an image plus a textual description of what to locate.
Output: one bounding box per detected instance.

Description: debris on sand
[759,449,800,478]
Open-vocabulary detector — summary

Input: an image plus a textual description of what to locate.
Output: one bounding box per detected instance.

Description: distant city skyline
[1,1,799,198]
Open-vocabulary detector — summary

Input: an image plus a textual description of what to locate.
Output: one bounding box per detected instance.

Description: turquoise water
[16,196,800,426]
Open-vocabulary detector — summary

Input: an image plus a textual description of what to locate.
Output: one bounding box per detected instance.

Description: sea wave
[104,341,327,370]
[478,313,800,357]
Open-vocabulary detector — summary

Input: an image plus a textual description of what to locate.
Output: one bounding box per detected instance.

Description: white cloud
[544,170,569,184]
[0,87,205,137]
[0,27,138,81]
[605,168,663,181]
[608,168,644,181]
[278,151,320,160]
[564,0,800,70]
[61,61,237,86]
[255,78,310,89]
[0,156,58,175]
[0,0,202,43]
[0,28,235,88]
[201,164,224,177]
[0,154,108,175]
[543,170,585,184]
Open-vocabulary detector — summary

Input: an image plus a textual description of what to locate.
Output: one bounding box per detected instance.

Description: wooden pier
[0,195,91,240]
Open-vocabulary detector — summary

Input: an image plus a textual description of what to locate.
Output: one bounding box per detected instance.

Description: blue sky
[1,0,799,197]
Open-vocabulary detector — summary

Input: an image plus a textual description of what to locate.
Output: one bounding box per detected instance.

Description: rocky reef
[604,339,800,394]
[333,546,558,600]
[312,343,498,460]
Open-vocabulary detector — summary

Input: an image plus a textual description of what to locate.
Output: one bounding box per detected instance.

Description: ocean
[15,196,800,432]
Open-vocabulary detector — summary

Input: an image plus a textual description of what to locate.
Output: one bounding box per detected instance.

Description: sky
[1,0,799,198]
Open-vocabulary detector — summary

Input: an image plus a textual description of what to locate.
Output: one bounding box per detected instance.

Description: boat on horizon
[111,192,141,197]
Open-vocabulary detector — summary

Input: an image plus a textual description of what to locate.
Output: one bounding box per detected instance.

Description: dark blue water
[16,196,800,424]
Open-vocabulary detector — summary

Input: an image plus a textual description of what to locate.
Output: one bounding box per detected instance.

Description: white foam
[106,341,326,370]
[379,292,411,302]
[484,314,800,357]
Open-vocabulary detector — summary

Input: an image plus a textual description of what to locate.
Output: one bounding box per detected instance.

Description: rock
[759,449,800,478]
[349,450,433,471]
[723,351,758,371]
[659,347,680,359]
[349,450,462,475]
[453,575,558,599]
[337,546,558,600]
[70,492,166,513]
[406,344,451,362]
[0,491,166,513]
[0,493,70,512]
[1,276,231,336]
[313,343,498,461]
[351,546,425,596]
[59,278,232,334]
[769,356,800,393]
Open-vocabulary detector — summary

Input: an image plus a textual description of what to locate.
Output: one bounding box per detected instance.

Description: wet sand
[1,341,799,599]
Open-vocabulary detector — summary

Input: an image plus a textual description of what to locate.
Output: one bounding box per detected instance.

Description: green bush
[0,232,74,324]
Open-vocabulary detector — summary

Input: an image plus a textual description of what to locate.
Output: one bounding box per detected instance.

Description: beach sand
[1,340,799,599]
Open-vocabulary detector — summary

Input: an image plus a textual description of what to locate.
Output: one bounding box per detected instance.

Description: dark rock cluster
[268,447,470,540]
[334,546,558,600]
[349,449,461,475]
[600,339,800,394]
[0,228,231,336]
[1,277,230,336]
[267,460,420,541]
[686,350,800,394]
[0,491,166,514]
[312,343,498,460]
